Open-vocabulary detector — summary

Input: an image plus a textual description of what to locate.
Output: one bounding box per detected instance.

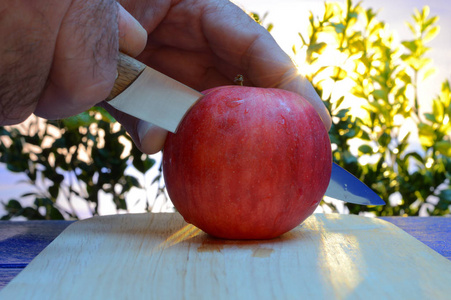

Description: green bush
[0,0,449,219]
[0,108,156,219]
[294,0,450,216]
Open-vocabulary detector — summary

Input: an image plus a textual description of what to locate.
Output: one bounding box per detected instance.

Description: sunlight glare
[443,115,449,126]
[393,114,405,126]
[426,158,434,169]
[153,224,202,252]
[356,62,366,75]
[293,50,315,77]
[316,226,365,298]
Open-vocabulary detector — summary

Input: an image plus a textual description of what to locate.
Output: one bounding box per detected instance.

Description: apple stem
[234,74,244,86]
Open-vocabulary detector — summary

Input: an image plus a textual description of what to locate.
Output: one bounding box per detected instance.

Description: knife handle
[106,53,146,101]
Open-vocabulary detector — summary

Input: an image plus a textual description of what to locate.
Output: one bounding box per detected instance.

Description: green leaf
[413,8,421,23]
[418,123,435,147]
[125,175,141,189]
[358,145,373,154]
[378,132,390,148]
[399,72,412,84]
[439,189,451,202]
[266,24,274,32]
[424,25,439,43]
[4,199,23,211]
[372,89,388,101]
[424,15,439,29]
[62,112,95,130]
[135,157,155,174]
[332,67,347,81]
[439,80,450,102]
[401,40,418,53]
[307,42,327,55]
[20,192,38,198]
[24,135,42,146]
[298,32,308,46]
[424,113,436,123]
[421,6,430,21]
[349,39,365,52]
[34,197,53,207]
[436,141,451,156]
[335,108,350,119]
[313,66,329,78]
[95,107,117,123]
[422,67,436,81]
[332,23,346,34]
[342,151,358,165]
[0,127,11,137]
[348,11,359,20]
[49,207,65,220]
[432,99,444,122]
[6,158,29,173]
[335,96,345,109]
[343,128,358,138]
[359,130,371,141]
[404,152,424,164]
[22,207,45,220]
[48,184,60,199]
[405,21,416,35]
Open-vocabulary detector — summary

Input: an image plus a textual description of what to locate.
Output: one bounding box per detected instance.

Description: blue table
[0,216,449,290]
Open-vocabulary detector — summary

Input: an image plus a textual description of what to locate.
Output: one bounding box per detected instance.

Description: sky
[234,0,451,107]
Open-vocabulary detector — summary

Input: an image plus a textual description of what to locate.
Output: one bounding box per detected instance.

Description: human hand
[101,0,331,154]
[0,0,146,125]
[1,0,331,156]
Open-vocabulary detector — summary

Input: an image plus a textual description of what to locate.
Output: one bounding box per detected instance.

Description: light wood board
[1,213,450,299]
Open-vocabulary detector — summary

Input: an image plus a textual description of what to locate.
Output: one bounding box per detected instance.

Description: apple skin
[162,86,332,239]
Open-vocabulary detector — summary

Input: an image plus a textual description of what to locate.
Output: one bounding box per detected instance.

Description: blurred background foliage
[0,109,157,220]
[0,0,450,220]
[294,0,450,216]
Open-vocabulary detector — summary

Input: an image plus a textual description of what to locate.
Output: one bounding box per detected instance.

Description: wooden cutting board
[1,213,450,299]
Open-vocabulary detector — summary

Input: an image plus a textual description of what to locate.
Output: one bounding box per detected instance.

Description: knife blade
[106,53,384,206]
[325,163,385,205]
[106,53,203,133]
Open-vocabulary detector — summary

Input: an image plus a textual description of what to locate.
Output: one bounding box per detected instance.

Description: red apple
[162,86,331,239]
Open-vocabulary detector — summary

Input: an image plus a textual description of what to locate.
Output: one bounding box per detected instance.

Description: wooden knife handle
[106,53,146,101]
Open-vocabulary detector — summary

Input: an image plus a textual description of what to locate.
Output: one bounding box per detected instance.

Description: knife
[325,163,385,205]
[106,53,385,206]
[106,53,201,133]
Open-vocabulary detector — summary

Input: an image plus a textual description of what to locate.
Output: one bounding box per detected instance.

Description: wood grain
[106,53,146,101]
[1,213,450,300]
